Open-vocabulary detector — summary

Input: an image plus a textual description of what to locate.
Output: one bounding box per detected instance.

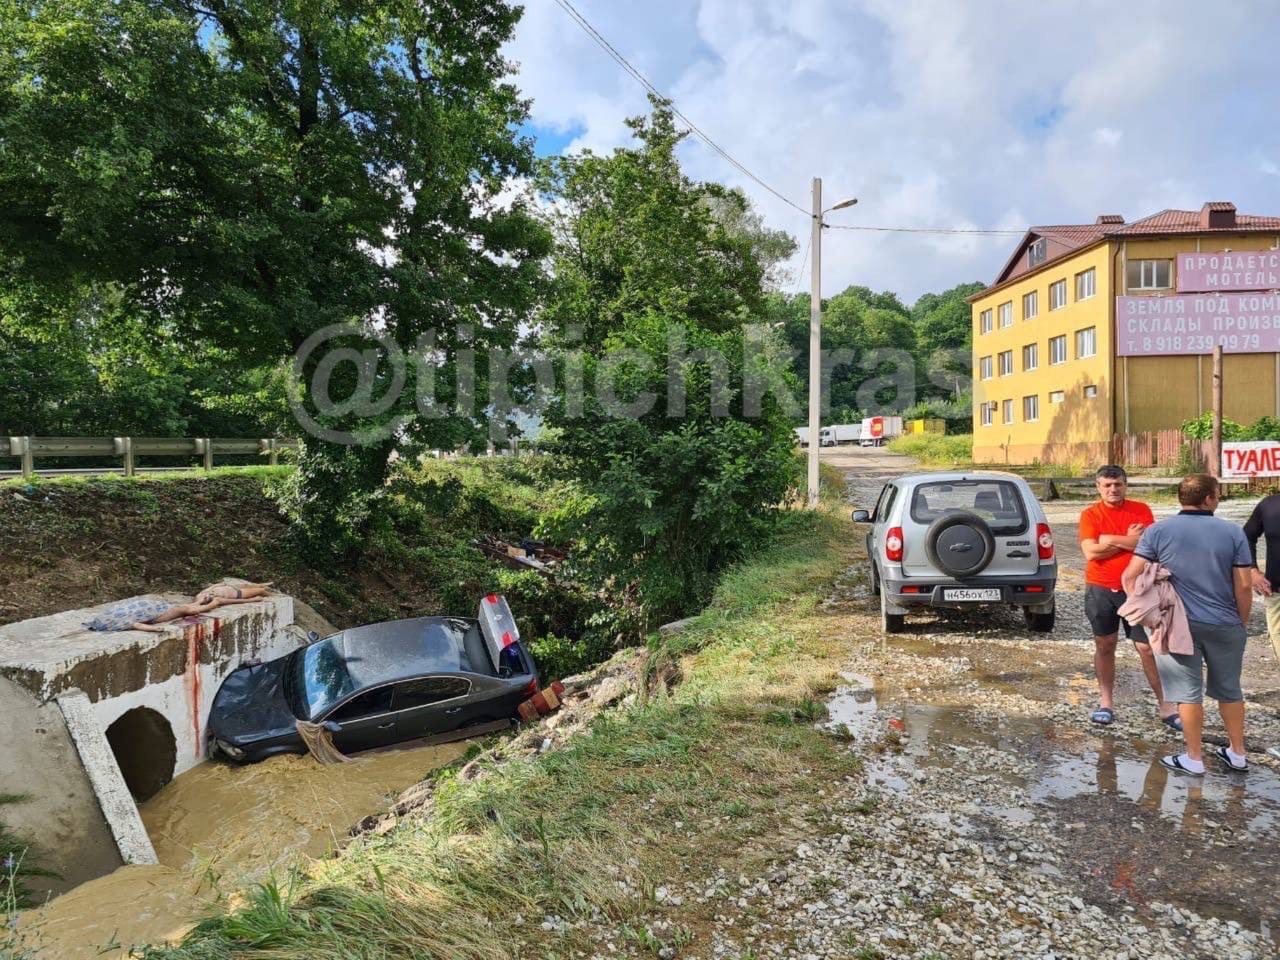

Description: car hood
[207,657,298,743]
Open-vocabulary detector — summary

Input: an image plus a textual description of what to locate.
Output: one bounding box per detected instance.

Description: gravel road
[575,446,1280,959]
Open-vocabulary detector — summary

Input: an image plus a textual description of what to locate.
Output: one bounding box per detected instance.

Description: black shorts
[1084,585,1148,643]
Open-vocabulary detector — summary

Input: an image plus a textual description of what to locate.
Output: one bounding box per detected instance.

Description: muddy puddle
[826,673,1280,945]
[18,741,466,960]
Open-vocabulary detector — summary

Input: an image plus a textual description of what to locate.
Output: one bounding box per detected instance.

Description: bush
[887,433,972,466]
[1180,412,1245,440]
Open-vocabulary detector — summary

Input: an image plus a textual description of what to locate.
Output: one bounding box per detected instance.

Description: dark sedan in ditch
[206,597,538,763]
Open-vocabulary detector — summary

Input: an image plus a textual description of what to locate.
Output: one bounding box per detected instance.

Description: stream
[18,741,465,959]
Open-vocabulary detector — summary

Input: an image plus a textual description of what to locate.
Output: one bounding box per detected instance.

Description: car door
[324,685,395,754]
[868,483,898,568]
[389,676,475,739]
[900,478,1038,579]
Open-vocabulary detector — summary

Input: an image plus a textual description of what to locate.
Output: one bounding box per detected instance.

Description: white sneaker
[1268,745,1280,762]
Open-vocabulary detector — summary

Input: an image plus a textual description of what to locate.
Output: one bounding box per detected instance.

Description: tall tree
[535,102,800,629]
[0,0,547,554]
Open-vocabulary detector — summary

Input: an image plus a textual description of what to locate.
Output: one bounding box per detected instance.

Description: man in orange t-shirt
[1078,465,1179,730]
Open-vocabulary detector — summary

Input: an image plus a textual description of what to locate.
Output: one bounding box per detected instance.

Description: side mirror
[307,631,320,643]
[322,720,342,735]
[851,509,871,523]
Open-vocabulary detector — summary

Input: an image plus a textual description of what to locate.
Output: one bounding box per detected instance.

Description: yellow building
[970,203,1280,465]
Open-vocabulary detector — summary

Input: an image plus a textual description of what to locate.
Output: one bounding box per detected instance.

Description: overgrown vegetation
[1181,411,1280,441]
[534,103,802,631]
[0,461,609,679]
[135,498,861,960]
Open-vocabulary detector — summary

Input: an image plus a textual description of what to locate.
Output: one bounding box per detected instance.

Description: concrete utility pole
[806,178,823,507]
[805,182,858,508]
[1212,344,1224,477]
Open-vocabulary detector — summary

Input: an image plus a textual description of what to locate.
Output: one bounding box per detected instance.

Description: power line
[825,224,1023,236]
[550,0,810,217]
[549,0,1030,239]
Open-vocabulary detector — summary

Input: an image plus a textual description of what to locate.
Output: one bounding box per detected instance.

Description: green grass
[139,504,863,960]
[886,432,972,467]
[886,434,1097,477]
[0,464,292,491]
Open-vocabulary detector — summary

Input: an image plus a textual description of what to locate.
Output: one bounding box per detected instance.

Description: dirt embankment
[1,472,490,630]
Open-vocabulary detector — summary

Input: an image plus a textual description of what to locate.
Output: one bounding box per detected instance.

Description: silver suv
[851,472,1057,634]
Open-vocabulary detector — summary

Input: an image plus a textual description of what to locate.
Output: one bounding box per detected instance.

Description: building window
[1127,259,1172,290]
[1075,326,1097,359]
[1049,334,1067,365]
[1075,267,1096,301]
[1002,399,1014,424]
[1022,343,1038,371]
[998,302,1013,328]
[1023,290,1038,320]
[1023,395,1039,422]
[998,350,1013,376]
[979,356,993,380]
[979,309,993,334]
[1049,390,1065,404]
[1049,279,1067,310]
[980,402,994,427]
[1083,384,1098,399]
[1028,237,1047,267]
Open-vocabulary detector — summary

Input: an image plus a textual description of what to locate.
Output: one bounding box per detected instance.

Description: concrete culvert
[105,707,177,802]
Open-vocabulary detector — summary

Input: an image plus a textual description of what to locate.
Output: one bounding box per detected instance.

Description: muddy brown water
[18,742,465,959]
[829,673,1280,947]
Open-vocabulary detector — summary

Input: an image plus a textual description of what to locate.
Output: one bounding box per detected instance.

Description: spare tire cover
[925,512,996,578]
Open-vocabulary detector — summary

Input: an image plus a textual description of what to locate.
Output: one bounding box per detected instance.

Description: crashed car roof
[322,616,500,687]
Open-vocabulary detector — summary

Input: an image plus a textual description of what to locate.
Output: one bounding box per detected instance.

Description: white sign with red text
[1222,441,1280,479]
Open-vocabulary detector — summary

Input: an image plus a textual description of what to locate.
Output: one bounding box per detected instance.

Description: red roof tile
[976,204,1280,297]
[1106,208,1280,235]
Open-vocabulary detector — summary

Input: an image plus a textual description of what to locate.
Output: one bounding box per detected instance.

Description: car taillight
[885,527,904,562]
[1036,523,1054,560]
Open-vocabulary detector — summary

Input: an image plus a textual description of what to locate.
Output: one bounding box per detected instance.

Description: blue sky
[506,0,1280,303]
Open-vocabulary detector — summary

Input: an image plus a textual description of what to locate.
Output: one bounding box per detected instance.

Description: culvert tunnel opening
[105,707,177,802]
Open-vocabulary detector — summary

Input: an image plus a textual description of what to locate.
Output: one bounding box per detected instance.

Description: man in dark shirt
[1243,493,1280,761]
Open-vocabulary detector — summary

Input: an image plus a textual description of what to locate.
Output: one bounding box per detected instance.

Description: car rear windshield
[909,480,1028,535]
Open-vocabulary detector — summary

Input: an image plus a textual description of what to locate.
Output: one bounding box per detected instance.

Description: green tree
[0,0,547,555]
[913,281,983,401]
[535,102,800,630]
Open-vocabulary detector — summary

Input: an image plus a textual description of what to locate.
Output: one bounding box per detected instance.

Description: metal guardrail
[0,436,297,479]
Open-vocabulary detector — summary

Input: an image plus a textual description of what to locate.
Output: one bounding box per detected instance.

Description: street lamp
[806,183,857,508]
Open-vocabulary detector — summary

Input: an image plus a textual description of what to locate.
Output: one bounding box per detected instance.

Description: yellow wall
[973,229,1280,464]
[971,242,1113,463]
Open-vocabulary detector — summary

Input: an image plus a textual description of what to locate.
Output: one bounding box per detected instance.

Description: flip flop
[1160,713,1184,733]
[1214,745,1247,772]
[1160,754,1204,776]
[1090,707,1115,726]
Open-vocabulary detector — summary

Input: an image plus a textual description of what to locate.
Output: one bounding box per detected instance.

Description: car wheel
[1023,602,1056,633]
[870,561,881,596]
[881,588,905,633]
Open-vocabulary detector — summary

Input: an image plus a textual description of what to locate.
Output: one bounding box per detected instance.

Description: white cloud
[507,0,1280,301]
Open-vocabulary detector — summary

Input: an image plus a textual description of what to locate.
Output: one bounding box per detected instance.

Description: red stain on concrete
[182,617,218,757]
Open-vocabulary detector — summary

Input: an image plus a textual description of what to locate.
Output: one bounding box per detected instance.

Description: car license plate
[943,588,1001,602]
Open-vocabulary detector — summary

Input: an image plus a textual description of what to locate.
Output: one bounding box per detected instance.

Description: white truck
[859,415,904,447]
[794,427,812,447]
[819,424,863,446]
